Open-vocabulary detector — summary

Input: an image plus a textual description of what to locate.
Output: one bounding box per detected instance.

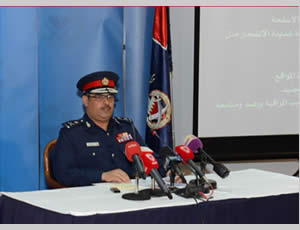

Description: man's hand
[101,169,131,183]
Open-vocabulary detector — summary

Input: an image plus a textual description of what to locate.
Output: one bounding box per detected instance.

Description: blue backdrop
[125,7,155,140]
[0,7,155,191]
[0,7,39,192]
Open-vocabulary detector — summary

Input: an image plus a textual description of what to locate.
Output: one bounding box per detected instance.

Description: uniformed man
[51,71,165,187]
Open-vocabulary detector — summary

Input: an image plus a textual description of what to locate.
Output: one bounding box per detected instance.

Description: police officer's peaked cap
[77,71,119,94]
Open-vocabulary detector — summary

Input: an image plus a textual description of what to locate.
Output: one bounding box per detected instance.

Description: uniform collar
[82,113,118,132]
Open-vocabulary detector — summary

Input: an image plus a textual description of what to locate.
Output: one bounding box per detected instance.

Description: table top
[1,169,298,216]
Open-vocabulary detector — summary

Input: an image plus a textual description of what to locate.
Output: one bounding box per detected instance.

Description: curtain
[0,6,154,191]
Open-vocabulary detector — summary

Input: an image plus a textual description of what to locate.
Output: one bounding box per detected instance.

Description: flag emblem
[147,89,171,130]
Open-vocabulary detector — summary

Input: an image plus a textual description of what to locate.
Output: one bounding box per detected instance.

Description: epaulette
[114,116,133,125]
[62,119,84,129]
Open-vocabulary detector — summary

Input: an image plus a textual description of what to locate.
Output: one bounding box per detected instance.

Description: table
[0,169,298,224]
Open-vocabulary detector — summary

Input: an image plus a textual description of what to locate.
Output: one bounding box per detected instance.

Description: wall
[170,6,298,176]
[0,7,155,192]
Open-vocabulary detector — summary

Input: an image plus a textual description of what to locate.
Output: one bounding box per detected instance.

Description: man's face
[83,93,115,123]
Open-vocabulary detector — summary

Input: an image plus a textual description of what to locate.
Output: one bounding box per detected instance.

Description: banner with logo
[145,7,174,154]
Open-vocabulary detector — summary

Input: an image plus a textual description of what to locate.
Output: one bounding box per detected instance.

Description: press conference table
[0,169,298,224]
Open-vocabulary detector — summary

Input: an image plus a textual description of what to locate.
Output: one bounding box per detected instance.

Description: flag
[145,6,174,154]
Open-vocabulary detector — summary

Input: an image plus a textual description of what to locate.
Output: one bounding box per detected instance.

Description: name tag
[86,142,100,147]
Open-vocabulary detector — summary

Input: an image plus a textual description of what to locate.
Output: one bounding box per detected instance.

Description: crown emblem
[102,77,109,86]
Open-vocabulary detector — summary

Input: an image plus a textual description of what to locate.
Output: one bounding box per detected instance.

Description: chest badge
[86,142,100,147]
[116,132,133,143]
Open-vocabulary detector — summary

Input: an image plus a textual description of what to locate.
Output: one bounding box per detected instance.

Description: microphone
[159,147,187,184]
[175,145,205,178]
[139,146,167,197]
[151,130,173,153]
[174,145,215,196]
[140,151,173,199]
[151,130,187,184]
[140,146,154,155]
[184,135,230,178]
[125,141,147,179]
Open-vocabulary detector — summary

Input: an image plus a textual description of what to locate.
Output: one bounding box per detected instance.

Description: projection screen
[198,7,299,138]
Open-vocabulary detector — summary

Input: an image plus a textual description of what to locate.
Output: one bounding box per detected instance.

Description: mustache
[101,105,112,110]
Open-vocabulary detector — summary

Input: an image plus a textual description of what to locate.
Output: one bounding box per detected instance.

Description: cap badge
[102,77,109,86]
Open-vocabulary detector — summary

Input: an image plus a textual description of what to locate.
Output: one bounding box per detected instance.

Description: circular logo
[147,90,172,130]
[102,77,109,86]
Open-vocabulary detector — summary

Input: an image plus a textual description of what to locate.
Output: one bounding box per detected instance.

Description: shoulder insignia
[112,117,120,125]
[62,119,84,129]
[85,121,91,128]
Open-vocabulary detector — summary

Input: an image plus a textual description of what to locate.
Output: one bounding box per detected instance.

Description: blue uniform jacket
[51,113,166,187]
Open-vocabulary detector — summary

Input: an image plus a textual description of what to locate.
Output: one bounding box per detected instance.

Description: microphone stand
[195,173,200,187]
[186,164,210,194]
[122,170,151,201]
[140,177,166,197]
[135,173,140,194]
[188,161,217,190]
[164,159,183,193]
[173,165,209,198]
[169,165,176,189]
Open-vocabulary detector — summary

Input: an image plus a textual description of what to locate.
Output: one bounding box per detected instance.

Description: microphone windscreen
[183,134,197,146]
[186,138,203,154]
[175,145,194,163]
[140,153,159,175]
[125,141,141,162]
[140,146,153,154]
